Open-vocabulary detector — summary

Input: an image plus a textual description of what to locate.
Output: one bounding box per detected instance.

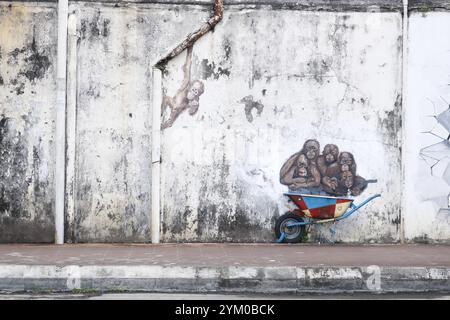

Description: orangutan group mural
[280,139,374,197]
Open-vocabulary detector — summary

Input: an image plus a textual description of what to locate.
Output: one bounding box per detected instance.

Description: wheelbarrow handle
[336,194,381,221]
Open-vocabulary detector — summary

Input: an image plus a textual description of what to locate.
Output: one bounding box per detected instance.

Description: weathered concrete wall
[160,8,403,242]
[0,2,57,242]
[65,2,209,242]
[403,8,450,243]
[1,0,450,243]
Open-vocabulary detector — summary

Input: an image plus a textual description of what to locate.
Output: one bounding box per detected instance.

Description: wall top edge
[3,0,450,13]
[0,0,405,12]
[409,0,450,12]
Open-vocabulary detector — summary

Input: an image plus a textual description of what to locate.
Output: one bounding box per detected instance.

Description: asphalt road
[0,293,449,300]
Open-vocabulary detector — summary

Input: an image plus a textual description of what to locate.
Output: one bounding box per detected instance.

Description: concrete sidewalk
[0,244,449,294]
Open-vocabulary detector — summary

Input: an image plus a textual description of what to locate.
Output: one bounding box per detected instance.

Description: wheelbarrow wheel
[275,213,306,243]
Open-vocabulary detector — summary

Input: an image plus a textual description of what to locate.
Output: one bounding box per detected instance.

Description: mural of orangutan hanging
[280,139,375,197]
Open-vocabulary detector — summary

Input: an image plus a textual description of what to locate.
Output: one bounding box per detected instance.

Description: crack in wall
[418,98,450,217]
[419,99,450,176]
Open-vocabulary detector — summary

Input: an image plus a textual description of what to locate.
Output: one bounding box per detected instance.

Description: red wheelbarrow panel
[287,194,354,219]
[287,195,308,211]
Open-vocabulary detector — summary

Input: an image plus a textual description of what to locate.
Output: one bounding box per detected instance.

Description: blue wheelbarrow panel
[302,196,338,210]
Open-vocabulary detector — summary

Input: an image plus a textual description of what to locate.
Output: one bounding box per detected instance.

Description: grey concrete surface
[0,243,448,267]
[0,244,448,294]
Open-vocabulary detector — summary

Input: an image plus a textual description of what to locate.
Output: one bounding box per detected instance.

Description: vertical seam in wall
[66,12,78,243]
[74,34,80,243]
[400,0,408,244]
[151,68,162,244]
[55,0,69,244]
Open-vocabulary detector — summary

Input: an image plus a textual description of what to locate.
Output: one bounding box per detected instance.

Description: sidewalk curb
[0,265,449,293]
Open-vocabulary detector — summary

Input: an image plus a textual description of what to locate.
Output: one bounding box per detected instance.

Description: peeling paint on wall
[0,3,56,242]
[0,117,29,219]
[80,9,111,41]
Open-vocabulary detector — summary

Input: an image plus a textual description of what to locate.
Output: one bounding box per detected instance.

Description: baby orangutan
[161,46,205,129]
[280,153,321,191]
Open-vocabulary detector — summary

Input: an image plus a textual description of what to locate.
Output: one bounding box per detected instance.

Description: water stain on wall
[0,116,54,242]
[238,95,264,123]
[0,117,29,219]
[0,46,4,86]
[222,38,232,61]
[199,58,231,80]
[80,10,111,41]
[4,36,51,95]
[377,93,402,148]
[306,58,332,84]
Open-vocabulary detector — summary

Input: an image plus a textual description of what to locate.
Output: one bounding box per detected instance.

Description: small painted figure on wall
[280,139,374,196]
[161,46,205,129]
[239,95,264,123]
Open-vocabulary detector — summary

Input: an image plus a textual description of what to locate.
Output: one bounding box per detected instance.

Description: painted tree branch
[155,0,224,69]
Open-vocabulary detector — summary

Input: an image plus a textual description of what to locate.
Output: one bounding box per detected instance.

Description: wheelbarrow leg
[330,222,337,244]
[277,232,286,243]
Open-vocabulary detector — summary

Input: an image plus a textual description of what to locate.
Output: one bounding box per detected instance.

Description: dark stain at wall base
[191,204,277,242]
[162,148,280,242]
[217,208,262,241]
[411,234,430,244]
[0,217,54,243]
[196,204,218,239]
[0,116,54,242]
[167,206,192,235]
[0,117,29,219]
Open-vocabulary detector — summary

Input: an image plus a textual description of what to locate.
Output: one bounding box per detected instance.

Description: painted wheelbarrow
[275,193,381,243]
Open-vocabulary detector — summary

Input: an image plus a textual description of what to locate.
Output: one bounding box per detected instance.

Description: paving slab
[0,243,449,267]
[0,244,448,294]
